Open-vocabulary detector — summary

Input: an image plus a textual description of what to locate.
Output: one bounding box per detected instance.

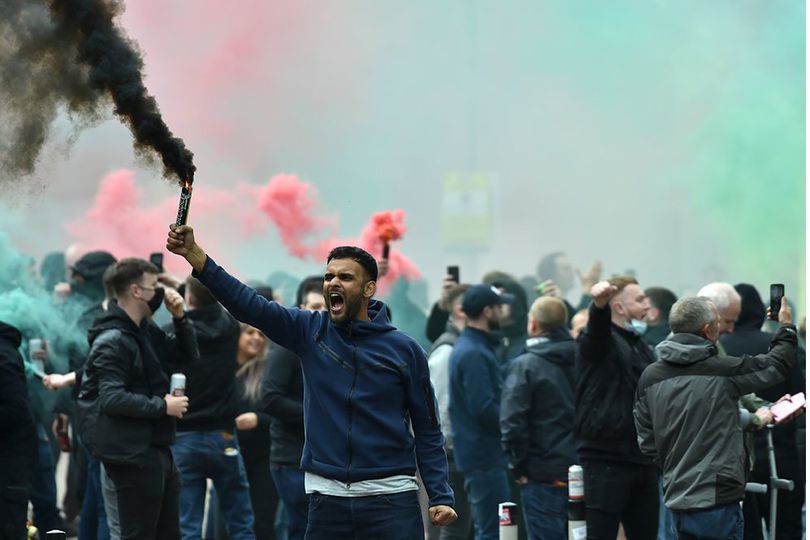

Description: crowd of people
[0,230,805,540]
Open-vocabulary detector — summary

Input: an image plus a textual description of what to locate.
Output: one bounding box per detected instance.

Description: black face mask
[146,287,165,315]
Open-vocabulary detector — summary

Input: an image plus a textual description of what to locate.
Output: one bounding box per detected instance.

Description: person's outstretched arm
[166,224,315,352]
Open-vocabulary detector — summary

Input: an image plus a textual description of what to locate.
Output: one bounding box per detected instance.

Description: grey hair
[669,296,717,335]
[696,282,740,311]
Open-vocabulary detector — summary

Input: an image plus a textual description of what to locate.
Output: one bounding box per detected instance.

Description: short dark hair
[102,264,117,301]
[185,276,218,307]
[296,275,323,307]
[645,287,677,321]
[326,246,378,282]
[108,258,159,297]
[254,285,274,302]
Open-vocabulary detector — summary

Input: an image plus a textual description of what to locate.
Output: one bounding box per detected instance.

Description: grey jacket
[633,324,797,511]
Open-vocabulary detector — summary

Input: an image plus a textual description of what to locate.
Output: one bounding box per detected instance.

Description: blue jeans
[79,444,110,540]
[463,467,511,540]
[305,490,423,540]
[672,503,743,540]
[657,475,676,540]
[271,467,308,540]
[521,481,567,540]
[172,431,255,540]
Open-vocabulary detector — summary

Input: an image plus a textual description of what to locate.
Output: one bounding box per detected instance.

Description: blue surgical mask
[625,319,648,335]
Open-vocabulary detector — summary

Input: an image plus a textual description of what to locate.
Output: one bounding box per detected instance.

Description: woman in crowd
[233,323,280,540]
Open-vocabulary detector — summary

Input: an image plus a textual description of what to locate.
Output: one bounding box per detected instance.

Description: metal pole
[767,426,777,540]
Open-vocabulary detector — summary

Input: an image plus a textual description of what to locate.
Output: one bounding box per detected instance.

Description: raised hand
[590,280,619,309]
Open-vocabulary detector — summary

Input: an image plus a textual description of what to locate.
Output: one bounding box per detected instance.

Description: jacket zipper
[346,324,358,488]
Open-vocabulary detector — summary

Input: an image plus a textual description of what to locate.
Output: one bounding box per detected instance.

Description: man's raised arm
[166,224,312,352]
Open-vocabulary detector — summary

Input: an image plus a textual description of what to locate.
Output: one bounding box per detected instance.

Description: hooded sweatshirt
[195,257,453,507]
[634,325,797,511]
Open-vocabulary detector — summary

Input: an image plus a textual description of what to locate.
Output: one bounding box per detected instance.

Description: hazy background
[2,0,805,309]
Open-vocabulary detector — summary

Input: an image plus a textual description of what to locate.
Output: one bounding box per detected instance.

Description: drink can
[498,502,518,540]
[29,339,45,373]
[568,465,584,500]
[170,373,186,396]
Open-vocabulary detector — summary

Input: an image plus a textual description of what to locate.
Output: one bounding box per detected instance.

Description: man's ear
[364,280,376,299]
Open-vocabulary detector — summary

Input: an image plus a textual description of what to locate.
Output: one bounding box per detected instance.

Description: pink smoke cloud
[68,171,421,291]
[66,169,247,276]
[249,176,421,290]
[245,174,336,258]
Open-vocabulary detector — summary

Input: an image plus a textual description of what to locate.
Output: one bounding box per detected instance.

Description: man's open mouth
[329,291,345,314]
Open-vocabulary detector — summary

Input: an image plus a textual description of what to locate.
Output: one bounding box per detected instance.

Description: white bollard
[499,501,519,540]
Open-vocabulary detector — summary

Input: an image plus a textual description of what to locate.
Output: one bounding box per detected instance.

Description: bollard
[45,531,66,540]
[568,465,586,540]
[499,501,519,540]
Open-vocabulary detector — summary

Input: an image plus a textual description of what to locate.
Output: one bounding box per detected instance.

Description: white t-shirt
[304,472,419,497]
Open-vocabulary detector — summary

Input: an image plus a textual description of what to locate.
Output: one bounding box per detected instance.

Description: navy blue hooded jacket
[448,326,508,473]
[196,257,453,507]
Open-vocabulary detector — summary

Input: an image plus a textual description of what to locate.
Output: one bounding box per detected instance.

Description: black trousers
[0,474,30,540]
[582,460,659,540]
[104,446,182,540]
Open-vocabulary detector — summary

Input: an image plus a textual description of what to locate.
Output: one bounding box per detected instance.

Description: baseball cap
[462,284,514,318]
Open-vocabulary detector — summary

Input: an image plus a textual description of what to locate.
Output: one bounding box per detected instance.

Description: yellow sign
[441,173,492,250]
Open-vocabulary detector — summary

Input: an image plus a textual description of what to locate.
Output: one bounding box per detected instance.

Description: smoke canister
[498,501,519,540]
[175,180,193,226]
[170,373,186,397]
[568,465,586,540]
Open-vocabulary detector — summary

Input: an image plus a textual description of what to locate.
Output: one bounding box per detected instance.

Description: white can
[29,338,45,373]
[170,373,186,396]
[568,465,584,500]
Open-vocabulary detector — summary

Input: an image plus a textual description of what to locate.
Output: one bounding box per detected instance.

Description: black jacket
[574,303,655,465]
[169,303,240,432]
[500,327,577,481]
[78,302,198,466]
[0,322,37,462]
[721,284,805,464]
[262,344,304,467]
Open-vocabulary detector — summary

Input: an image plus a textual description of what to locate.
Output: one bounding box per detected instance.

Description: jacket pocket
[93,412,153,467]
[715,473,744,504]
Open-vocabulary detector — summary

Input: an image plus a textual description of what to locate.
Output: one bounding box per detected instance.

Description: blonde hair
[236,323,269,403]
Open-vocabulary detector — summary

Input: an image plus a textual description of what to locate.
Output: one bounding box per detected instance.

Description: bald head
[527,296,568,337]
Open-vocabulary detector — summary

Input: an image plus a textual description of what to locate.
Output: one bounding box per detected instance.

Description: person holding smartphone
[634,295,798,540]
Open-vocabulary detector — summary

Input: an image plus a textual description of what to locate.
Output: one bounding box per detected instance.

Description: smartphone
[770,392,805,423]
[769,283,784,321]
[447,265,460,283]
[149,252,164,273]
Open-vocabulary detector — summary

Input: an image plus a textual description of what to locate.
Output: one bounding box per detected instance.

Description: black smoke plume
[0,0,195,184]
